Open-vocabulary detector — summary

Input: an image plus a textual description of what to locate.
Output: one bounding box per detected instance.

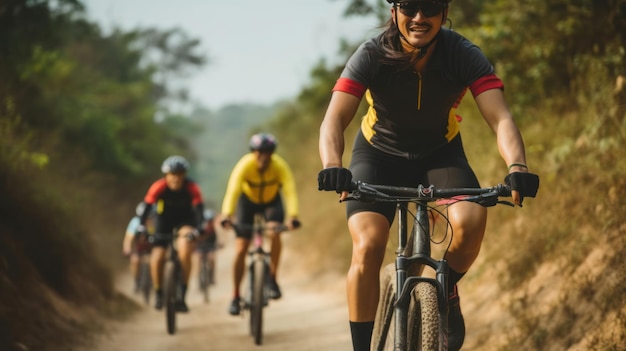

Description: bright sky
[82,0,380,110]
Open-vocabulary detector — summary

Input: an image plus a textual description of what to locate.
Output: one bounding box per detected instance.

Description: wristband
[508,163,528,171]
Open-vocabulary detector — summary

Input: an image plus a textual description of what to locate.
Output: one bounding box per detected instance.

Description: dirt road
[86,234,352,351]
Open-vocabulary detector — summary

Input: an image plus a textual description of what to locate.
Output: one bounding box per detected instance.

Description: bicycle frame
[248,214,271,308]
[151,230,183,335]
[230,214,288,345]
[346,181,512,351]
[393,201,450,350]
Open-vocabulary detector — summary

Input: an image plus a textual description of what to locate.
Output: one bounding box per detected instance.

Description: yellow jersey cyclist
[220,133,301,316]
[137,155,205,313]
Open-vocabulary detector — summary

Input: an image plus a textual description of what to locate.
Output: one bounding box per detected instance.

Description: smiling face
[391,1,447,49]
[253,150,272,172]
[165,171,186,191]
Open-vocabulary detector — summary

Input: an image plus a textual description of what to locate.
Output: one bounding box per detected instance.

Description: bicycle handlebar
[345,181,513,207]
[226,222,290,234]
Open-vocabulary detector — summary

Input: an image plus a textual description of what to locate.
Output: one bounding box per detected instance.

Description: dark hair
[372,7,450,70]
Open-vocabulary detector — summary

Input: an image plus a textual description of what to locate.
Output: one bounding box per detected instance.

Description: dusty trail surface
[86,234,352,351]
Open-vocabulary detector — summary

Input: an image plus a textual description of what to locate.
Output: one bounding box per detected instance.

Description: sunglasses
[396,1,445,18]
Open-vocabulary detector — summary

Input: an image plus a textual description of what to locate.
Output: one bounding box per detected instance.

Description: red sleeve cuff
[332,77,366,98]
[470,74,504,97]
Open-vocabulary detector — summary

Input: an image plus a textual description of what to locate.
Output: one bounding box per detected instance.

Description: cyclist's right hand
[220,217,232,229]
[317,167,352,193]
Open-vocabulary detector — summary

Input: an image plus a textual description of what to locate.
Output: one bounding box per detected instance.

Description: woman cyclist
[317,1,539,350]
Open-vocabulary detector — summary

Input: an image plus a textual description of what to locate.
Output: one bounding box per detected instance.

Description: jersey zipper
[417,72,423,110]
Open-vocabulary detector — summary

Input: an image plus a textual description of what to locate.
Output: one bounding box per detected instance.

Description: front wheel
[163,261,177,335]
[372,263,396,351]
[250,256,265,345]
[407,282,440,351]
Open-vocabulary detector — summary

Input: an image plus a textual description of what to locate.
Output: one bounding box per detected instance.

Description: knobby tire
[372,264,440,351]
[407,282,440,351]
[164,261,177,335]
[372,263,397,351]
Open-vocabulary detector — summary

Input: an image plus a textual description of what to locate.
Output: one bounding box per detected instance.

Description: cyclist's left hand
[505,172,539,206]
[317,167,352,193]
[187,228,201,241]
[289,218,301,230]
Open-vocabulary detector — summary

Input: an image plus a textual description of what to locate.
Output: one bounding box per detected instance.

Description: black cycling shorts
[347,131,480,225]
[234,194,284,240]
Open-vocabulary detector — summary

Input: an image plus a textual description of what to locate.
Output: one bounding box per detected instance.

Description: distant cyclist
[122,202,154,293]
[194,208,219,287]
[220,133,301,316]
[137,155,205,313]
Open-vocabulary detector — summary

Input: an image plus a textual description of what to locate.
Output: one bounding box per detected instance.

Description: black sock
[349,321,374,351]
[448,269,466,298]
[181,284,188,300]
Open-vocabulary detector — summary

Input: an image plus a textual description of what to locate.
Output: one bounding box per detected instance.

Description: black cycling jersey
[140,178,204,243]
[334,29,503,160]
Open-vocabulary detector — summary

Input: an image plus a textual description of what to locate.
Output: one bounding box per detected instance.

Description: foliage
[0,1,207,349]
[1,0,206,176]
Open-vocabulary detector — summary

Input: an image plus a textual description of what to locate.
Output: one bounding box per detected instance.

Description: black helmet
[249,133,277,153]
[136,202,146,217]
[161,155,190,174]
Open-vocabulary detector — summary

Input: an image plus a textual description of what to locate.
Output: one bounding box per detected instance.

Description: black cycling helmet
[136,202,146,217]
[161,155,190,174]
[249,133,277,153]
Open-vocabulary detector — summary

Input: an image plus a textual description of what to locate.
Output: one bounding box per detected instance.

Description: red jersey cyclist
[220,133,301,316]
[137,155,205,312]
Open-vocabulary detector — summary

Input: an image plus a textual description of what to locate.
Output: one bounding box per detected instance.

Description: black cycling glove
[291,219,301,229]
[505,172,540,204]
[318,167,353,193]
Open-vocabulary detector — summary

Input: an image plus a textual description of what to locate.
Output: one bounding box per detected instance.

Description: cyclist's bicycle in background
[196,235,217,303]
[135,233,153,305]
[231,214,288,346]
[344,181,515,351]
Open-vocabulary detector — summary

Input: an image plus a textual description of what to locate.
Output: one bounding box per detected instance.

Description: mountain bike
[152,228,194,335]
[232,214,288,346]
[344,181,513,351]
